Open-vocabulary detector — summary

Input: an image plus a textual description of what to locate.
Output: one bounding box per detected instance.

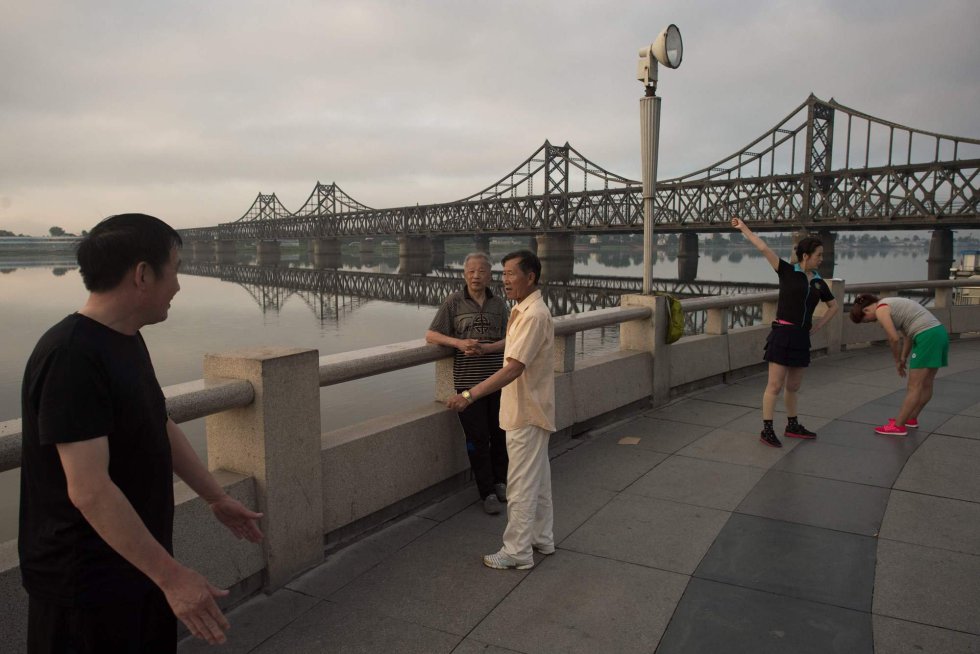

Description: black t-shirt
[19,313,174,606]
[774,259,835,329]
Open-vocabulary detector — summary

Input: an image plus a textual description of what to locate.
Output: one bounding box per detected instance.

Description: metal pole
[640,92,661,294]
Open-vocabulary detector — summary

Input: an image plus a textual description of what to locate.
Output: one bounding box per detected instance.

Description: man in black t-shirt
[19,214,264,653]
[426,252,509,514]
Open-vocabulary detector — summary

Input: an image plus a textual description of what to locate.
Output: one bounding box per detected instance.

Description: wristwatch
[461,390,473,402]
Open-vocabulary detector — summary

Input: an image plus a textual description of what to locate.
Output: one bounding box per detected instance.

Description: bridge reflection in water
[180,257,771,337]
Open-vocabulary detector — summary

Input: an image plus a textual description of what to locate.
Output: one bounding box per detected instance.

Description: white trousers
[501,424,554,561]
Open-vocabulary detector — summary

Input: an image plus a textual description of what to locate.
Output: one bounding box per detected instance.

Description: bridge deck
[180,338,980,653]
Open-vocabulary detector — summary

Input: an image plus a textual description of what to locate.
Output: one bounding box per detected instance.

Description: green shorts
[909,324,949,369]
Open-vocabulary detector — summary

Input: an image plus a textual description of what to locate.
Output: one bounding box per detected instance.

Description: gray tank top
[879,297,940,338]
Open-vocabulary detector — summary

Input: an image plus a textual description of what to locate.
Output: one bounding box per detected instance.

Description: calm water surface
[0,243,936,539]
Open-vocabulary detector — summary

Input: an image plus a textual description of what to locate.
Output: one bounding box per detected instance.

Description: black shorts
[27,588,177,654]
[763,323,811,367]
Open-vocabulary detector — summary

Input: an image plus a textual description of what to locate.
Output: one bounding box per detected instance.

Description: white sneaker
[483,550,533,570]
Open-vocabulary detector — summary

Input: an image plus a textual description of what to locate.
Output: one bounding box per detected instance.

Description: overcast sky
[1,0,978,236]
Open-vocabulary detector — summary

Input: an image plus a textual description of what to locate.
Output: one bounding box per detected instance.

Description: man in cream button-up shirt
[446,249,555,570]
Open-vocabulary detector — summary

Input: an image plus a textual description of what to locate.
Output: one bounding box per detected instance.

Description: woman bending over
[850,294,949,435]
[731,218,838,447]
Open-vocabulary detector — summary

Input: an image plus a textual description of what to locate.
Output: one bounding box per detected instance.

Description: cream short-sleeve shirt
[500,289,555,432]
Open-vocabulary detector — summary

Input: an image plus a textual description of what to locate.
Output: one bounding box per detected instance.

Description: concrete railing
[1,279,979,647]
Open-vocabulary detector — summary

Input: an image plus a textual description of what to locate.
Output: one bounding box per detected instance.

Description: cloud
[1,0,978,234]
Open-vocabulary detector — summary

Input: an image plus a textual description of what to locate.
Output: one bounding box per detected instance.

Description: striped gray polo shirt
[429,286,509,389]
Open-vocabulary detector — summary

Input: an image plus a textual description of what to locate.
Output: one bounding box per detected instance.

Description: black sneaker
[759,429,782,448]
[785,423,817,439]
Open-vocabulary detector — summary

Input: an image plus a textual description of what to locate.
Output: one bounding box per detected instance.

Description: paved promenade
[180,337,980,654]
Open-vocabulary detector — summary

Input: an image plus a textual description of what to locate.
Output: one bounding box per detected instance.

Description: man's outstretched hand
[210,496,264,543]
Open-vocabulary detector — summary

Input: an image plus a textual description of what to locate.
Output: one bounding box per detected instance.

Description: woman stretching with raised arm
[731,218,838,447]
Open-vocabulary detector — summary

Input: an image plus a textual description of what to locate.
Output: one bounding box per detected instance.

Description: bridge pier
[536,233,575,283]
[313,238,342,257]
[528,236,539,254]
[313,253,342,269]
[359,238,376,254]
[256,240,281,266]
[190,240,210,259]
[928,228,955,280]
[398,236,432,275]
[473,235,491,253]
[215,239,237,264]
[816,230,837,278]
[677,232,699,282]
[430,237,446,269]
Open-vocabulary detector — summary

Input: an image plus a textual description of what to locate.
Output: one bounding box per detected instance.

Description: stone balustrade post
[762,300,778,324]
[554,334,576,373]
[705,308,729,335]
[435,357,455,402]
[620,294,670,406]
[825,278,845,354]
[203,347,323,590]
[935,287,953,308]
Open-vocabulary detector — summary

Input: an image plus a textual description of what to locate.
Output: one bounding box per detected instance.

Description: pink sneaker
[905,419,919,428]
[874,419,908,436]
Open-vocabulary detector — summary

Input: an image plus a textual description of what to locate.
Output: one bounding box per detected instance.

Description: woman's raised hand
[731,217,744,230]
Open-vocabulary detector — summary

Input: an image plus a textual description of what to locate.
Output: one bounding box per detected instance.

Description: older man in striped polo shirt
[426,252,510,514]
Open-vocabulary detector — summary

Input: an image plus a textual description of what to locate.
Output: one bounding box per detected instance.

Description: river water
[0,241,941,539]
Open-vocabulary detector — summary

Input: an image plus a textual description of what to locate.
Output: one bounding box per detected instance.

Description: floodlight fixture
[637,24,683,93]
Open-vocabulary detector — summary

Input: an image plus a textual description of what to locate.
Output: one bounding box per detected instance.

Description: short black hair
[501,249,541,285]
[795,236,823,261]
[76,213,182,292]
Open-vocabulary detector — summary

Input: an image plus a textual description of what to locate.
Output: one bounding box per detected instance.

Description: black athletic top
[774,259,834,329]
[19,313,174,606]
[429,286,508,389]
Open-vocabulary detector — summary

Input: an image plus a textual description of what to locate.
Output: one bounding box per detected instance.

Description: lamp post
[638,25,683,294]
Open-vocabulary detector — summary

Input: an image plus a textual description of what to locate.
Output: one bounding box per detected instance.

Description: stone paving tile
[695,514,876,612]
[872,380,980,414]
[873,539,980,636]
[736,470,890,537]
[549,441,667,492]
[451,639,524,653]
[250,600,460,654]
[470,551,688,654]
[836,401,955,431]
[692,381,764,408]
[935,414,980,440]
[656,578,873,654]
[872,615,980,654]
[593,415,714,454]
[894,434,980,503]
[963,400,980,418]
[644,398,755,427]
[549,477,616,545]
[327,507,529,636]
[813,418,928,453]
[415,486,481,522]
[772,440,909,488]
[178,589,320,654]
[288,516,438,598]
[838,367,910,390]
[561,494,729,575]
[940,367,980,385]
[879,490,980,556]
[774,382,895,419]
[676,427,803,469]
[725,411,830,438]
[624,455,765,511]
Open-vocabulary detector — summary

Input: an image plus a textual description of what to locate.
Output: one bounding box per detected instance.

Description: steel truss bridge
[180,261,767,329]
[180,94,979,243]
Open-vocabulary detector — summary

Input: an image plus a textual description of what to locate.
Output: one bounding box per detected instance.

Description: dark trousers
[27,589,177,654]
[457,389,508,498]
